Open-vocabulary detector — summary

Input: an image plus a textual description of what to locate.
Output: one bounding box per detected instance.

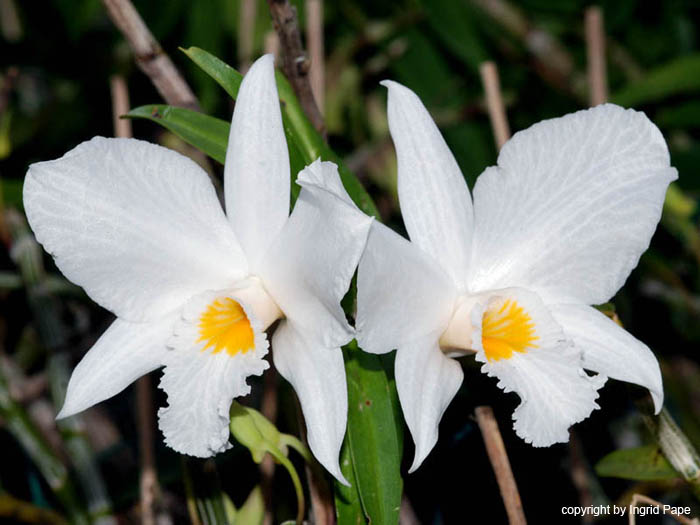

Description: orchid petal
[24,137,247,322]
[472,288,605,446]
[57,316,174,419]
[470,104,677,304]
[356,221,456,354]
[272,321,349,485]
[158,291,269,457]
[383,80,474,289]
[395,333,463,472]
[552,304,663,412]
[225,54,290,265]
[258,160,372,348]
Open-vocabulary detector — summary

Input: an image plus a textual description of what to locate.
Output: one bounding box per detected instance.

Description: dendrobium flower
[23,54,371,483]
[357,81,676,472]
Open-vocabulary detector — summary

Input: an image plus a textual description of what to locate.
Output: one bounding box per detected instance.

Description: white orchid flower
[23,54,372,484]
[357,81,676,472]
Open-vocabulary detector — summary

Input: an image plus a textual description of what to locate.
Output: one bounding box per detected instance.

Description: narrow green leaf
[340,344,403,525]
[611,54,700,107]
[126,105,230,164]
[233,487,264,525]
[595,444,680,481]
[335,434,365,525]
[181,46,242,100]
[182,458,230,525]
[181,46,380,218]
[0,369,88,524]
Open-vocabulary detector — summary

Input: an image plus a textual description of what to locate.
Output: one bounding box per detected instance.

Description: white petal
[383,80,474,289]
[395,333,463,472]
[258,160,373,348]
[471,288,605,446]
[158,290,269,457]
[24,137,247,322]
[57,316,174,418]
[272,320,349,485]
[225,54,290,265]
[356,221,456,354]
[470,104,677,304]
[551,304,663,412]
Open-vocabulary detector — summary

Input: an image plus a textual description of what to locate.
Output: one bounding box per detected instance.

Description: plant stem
[101,0,200,110]
[267,0,325,135]
[585,6,607,106]
[475,406,527,525]
[479,61,510,150]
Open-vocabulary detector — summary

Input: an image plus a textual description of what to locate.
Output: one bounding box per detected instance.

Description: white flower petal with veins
[470,104,677,304]
[58,315,176,418]
[272,320,349,485]
[395,332,463,472]
[383,80,474,290]
[24,137,247,323]
[225,54,290,266]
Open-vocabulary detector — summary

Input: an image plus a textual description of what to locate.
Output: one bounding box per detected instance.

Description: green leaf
[0,368,89,524]
[181,47,380,218]
[181,46,242,100]
[595,444,680,481]
[338,344,403,525]
[233,487,265,525]
[335,434,365,525]
[611,54,700,107]
[126,105,230,164]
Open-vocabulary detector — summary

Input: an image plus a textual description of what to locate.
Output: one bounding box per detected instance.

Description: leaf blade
[595,444,680,481]
[126,105,230,164]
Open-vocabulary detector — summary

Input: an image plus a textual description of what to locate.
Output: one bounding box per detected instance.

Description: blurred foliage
[2,0,700,523]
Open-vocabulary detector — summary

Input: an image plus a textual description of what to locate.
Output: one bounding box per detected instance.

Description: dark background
[1,0,699,523]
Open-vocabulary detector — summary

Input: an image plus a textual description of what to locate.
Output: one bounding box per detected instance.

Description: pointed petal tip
[652,390,664,414]
[249,53,275,72]
[407,449,428,474]
[379,79,402,90]
[329,465,351,487]
[55,404,77,420]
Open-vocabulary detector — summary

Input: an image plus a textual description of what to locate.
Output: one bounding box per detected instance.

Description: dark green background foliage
[1,0,699,523]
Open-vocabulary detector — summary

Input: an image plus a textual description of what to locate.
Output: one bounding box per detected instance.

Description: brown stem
[101,0,200,111]
[472,0,584,100]
[136,377,159,525]
[568,430,594,524]
[475,406,527,525]
[585,6,608,106]
[109,76,132,138]
[267,0,325,135]
[399,495,421,525]
[260,366,279,525]
[238,0,258,73]
[479,61,510,150]
[305,0,325,113]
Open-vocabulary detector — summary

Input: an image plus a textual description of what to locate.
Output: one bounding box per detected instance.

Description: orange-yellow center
[197,298,254,356]
[481,299,539,361]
